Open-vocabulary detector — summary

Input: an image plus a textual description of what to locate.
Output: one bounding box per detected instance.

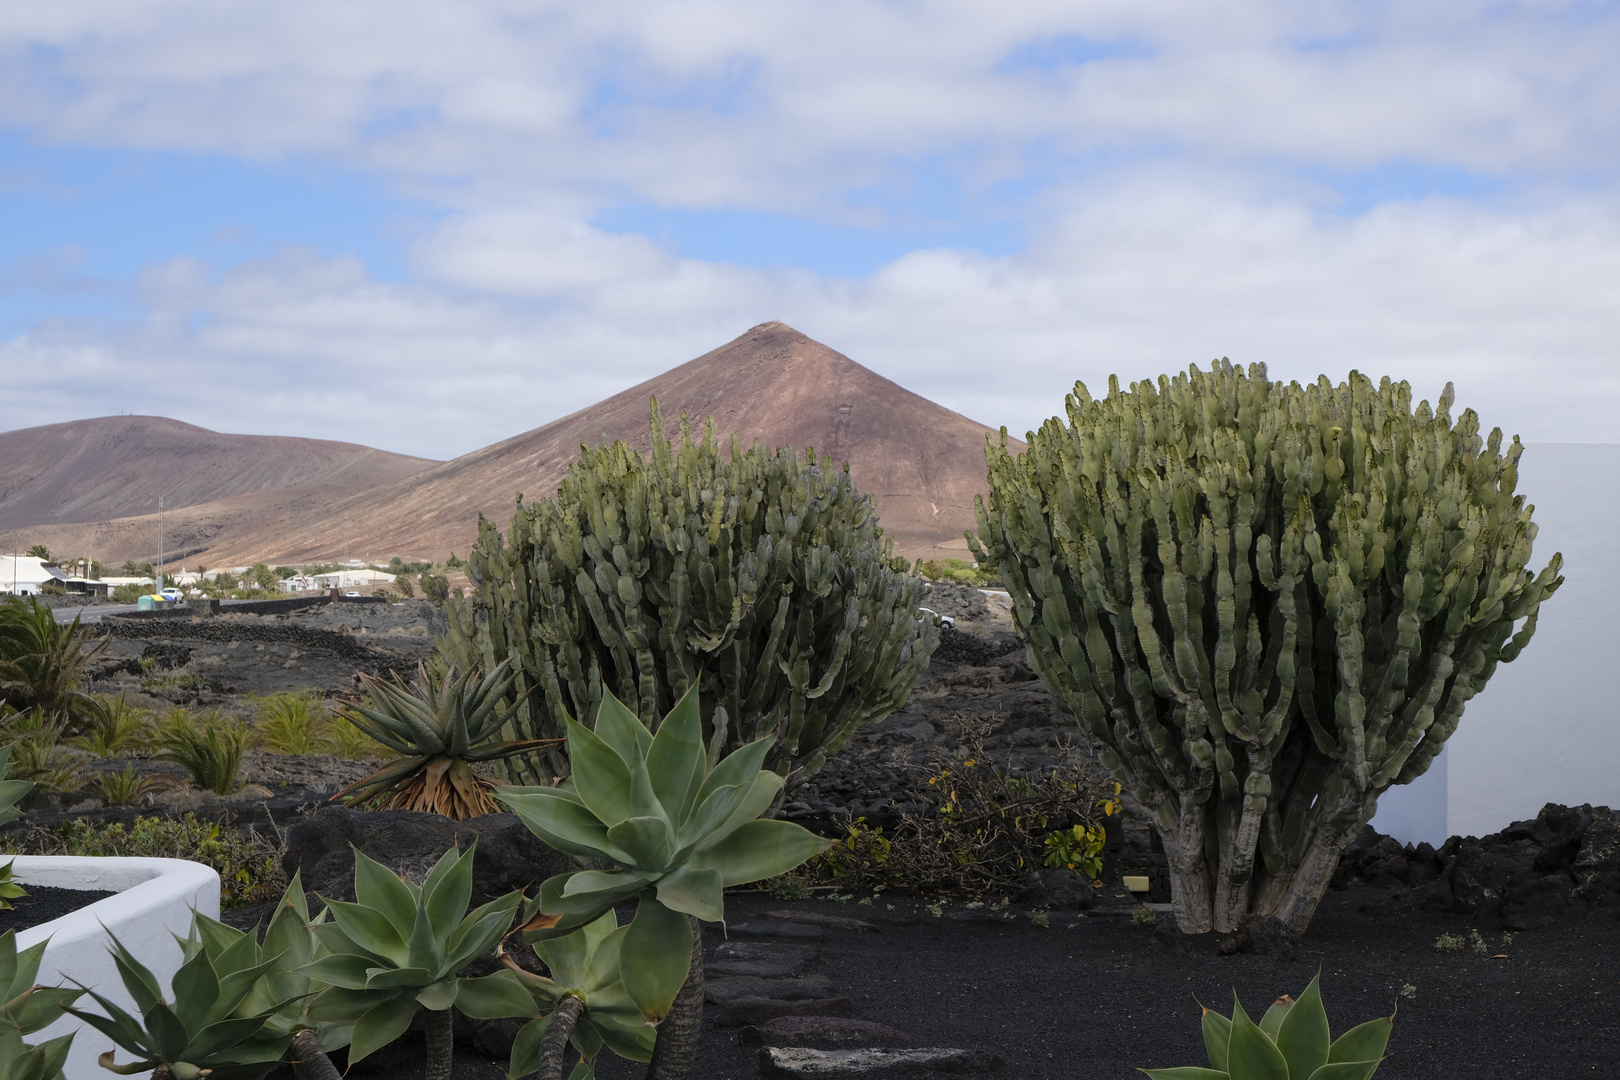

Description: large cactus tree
[970,363,1563,934]
[441,403,937,786]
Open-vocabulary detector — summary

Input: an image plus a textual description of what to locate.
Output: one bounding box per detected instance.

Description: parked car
[159,587,185,603]
[344,591,361,597]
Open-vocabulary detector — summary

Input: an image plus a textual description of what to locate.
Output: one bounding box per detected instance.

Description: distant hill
[2,324,1018,568]
[0,416,438,531]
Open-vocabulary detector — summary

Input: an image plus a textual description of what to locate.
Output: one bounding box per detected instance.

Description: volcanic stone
[713,997,855,1028]
[759,1046,1003,1076]
[739,1016,913,1050]
[705,975,837,1005]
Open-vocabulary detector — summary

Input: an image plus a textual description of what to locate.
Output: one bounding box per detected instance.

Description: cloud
[5,183,1617,461]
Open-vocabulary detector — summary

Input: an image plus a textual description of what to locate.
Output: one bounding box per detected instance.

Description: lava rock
[705,975,838,1005]
[282,805,573,906]
[1217,915,1298,961]
[739,1016,913,1050]
[713,997,856,1028]
[759,1046,1002,1077]
[1018,868,1098,912]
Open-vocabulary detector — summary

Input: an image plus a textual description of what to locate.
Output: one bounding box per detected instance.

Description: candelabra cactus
[440,402,937,786]
[971,363,1563,934]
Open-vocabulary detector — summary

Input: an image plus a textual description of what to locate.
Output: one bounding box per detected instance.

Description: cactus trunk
[644,917,705,1080]
[291,1029,343,1080]
[973,363,1563,935]
[535,996,585,1080]
[423,1008,455,1080]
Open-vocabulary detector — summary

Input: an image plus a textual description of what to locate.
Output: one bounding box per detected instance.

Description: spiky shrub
[1141,974,1392,1080]
[498,911,655,1080]
[333,660,549,820]
[70,695,151,757]
[66,917,294,1080]
[300,844,532,1079]
[498,686,829,1080]
[0,743,30,828]
[0,596,107,731]
[440,404,938,786]
[155,710,249,796]
[0,928,82,1080]
[971,364,1564,934]
[251,692,327,756]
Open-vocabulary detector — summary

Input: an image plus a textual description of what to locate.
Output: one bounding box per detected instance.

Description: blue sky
[2,2,1619,457]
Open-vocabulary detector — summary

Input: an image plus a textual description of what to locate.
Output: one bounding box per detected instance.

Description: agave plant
[300,844,533,1080]
[0,928,81,1080]
[1141,974,1393,1080]
[66,916,296,1080]
[497,686,830,1080]
[0,744,33,910]
[334,660,553,820]
[200,873,346,1080]
[497,911,655,1080]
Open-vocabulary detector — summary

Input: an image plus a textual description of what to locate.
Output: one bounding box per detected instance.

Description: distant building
[0,555,71,596]
[311,569,395,590]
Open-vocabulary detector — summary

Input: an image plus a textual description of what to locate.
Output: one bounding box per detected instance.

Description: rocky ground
[83,596,439,704]
[30,585,1620,1078]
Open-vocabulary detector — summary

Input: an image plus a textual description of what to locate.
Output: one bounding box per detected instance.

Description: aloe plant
[497,685,830,1080]
[498,911,655,1080]
[0,929,80,1080]
[66,917,295,1080]
[1141,975,1393,1080]
[0,745,31,911]
[300,844,534,1080]
[335,660,553,820]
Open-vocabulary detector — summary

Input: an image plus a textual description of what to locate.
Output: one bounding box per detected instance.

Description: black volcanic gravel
[0,884,114,934]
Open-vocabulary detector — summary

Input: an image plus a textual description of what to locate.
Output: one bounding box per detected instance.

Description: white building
[0,556,70,596]
[311,569,395,590]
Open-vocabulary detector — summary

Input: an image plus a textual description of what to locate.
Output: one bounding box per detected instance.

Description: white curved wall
[1373,442,1620,845]
[12,856,221,1079]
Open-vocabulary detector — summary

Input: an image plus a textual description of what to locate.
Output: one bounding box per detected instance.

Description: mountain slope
[191,322,1018,566]
[0,416,438,532]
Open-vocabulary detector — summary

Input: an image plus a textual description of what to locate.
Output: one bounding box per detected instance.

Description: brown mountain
[0,416,438,565]
[0,416,438,531]
[5,324,1018,569]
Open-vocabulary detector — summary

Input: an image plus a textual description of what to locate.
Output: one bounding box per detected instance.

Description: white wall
[1373,443,1620,845]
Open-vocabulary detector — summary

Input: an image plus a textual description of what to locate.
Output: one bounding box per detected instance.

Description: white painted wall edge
[10,856,221,1080]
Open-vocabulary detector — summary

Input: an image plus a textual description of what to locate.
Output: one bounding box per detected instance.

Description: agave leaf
[353,850,421,936]
[566,1060,597,1080]
[619,895,691,1024]
[1306,1062,1383,1080]
[141,1001,190,1062]
[1138,1070,1228,1080]
[566,718,636,827]
[495,787,631,863]
[360,966,435,991]
[321,899,409,965]
[605,815,675,870]
[507,1015,548,1080]
[652,865,724,922]
[415,979,457,1012]
[645,683,705,824]
[422,846,476,946]
[691,819,831,886]
[537,921,594,989]
[594,691,653,758]
[1259,997,1292,1041]
[108,939,166,1019]
[1326,1016,1393,1065]
[1202,1006,1232,1071]
[689,734,774,811]
[1228,995,1288,1080]
[186,1015,274,1061]
[699,770,786,850]
[347,993,420,1065]
[453,971,535,1020]
[582,928,631,996]
[444,892,525,972]
[298,954,378,991]
[1277,976,1331,1080]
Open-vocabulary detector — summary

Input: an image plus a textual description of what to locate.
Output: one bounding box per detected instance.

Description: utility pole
[157,497,164,592]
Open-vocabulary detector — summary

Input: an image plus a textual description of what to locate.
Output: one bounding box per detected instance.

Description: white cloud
[5,184,1618,460]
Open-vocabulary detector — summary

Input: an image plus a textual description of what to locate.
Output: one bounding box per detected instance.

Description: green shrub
[803,721,1116,900]
[914,558,998,587]
[442,403,939,786]
[15,814,283,909]
[69,695,150,756]
[971,364,1564,934]
[110,583,148,603]
[251,692,328,755]
[0,595,107,730]
[96,764,163,805]
[1,713,85,793]
[156,709,249,794]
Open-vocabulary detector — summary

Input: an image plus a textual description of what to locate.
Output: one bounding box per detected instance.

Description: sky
[2,1,1619,461]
